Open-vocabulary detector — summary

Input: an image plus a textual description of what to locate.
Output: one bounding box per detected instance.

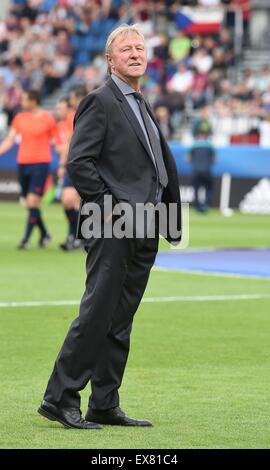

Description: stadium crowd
[1,0,269,146]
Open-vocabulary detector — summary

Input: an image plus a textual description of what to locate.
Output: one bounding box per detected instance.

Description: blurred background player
[56,86,87,251]
[187,129,216,213]
[192,105,213,139]
[54,96,78,250]
[0,89,56,249]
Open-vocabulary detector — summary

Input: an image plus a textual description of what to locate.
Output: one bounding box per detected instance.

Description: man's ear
[106,53,113,74]
[106,54,112,66]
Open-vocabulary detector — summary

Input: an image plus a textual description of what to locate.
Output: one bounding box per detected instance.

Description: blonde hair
[105,23,145,75]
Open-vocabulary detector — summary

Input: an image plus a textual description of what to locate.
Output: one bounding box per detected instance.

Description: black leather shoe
[38,400,103,429]
[85,406,153,427]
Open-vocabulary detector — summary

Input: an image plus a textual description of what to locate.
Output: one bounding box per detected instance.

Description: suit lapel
[105,77,155,163]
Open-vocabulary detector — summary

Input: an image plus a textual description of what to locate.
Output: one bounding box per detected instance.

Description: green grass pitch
[0,201,269,449]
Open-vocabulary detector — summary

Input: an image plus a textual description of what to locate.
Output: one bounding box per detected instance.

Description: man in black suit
[38,24,181,429]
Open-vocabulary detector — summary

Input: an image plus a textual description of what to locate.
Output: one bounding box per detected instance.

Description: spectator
[55,30,73,57]
[198,0,221,5]
[155,106,173,140]
[168,63,194,95]
[259,113,270,149]
[191,47,213,74]
[262,85,270,113]
[243,68,256,92]
[232,0,251,44]
[191,70,209,108]
[224,0,251,45]
[169,30,191,63]
[255,66,270,94]
[0,0,263,145]
[192,105,213,137]
[1,78,23,124]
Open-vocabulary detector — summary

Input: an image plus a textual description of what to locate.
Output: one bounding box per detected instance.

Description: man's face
[56,101,69,120]
[69,92,83,110]
[107,32,147,81]
[21,93,35,111]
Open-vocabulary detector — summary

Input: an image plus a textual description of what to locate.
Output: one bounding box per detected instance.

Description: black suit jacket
[67,76,182,244]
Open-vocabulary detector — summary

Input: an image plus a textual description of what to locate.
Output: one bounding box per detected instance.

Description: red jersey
[11,110,57,164]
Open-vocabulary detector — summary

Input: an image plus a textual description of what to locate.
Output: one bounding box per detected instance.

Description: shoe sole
[38,406,72,429]
[85,416,153,427]
[93,422,153,426]
[38,406,102,429]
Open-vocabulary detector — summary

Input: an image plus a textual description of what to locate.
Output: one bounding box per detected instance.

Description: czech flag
[175,7,224,35]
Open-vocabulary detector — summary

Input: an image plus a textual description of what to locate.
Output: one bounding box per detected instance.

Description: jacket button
[152,175,157,182]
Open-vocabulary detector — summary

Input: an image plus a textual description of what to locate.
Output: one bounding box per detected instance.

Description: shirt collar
[111,73,139,96]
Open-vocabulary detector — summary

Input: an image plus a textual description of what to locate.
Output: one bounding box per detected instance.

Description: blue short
[63,170,74,188]
[18,163,50,197]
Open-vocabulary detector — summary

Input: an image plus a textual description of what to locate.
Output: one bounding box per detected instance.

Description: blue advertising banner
[0,144,269,207]
[169,143,270,179]
[0,144,269,178]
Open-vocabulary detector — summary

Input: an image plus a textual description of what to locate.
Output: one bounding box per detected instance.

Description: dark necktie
[133,92,168,187]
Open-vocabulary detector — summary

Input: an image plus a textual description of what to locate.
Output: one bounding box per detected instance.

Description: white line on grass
[153,267,270,280]
[1,294,270,309]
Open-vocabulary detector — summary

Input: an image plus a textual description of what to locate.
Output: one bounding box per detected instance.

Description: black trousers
[43,232,159,410]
